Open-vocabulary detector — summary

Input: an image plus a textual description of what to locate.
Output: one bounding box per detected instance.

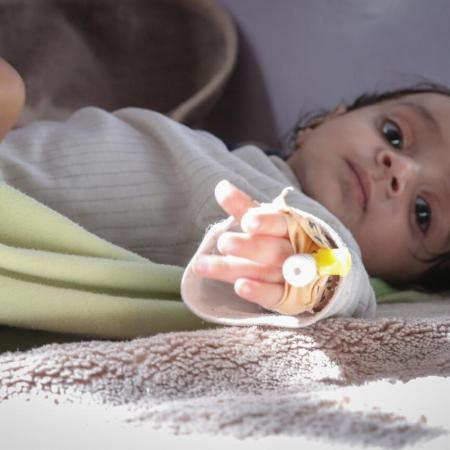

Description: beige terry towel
[1,301,450,449]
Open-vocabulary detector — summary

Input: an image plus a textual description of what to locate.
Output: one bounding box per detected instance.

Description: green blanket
[0,183,209,351]
[0,183,446,352]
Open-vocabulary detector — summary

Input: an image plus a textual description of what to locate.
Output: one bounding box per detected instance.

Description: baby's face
[0,58,25,139]
[287,93,450,285]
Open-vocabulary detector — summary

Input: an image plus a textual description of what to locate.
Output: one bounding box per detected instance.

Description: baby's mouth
[346,161,370,211]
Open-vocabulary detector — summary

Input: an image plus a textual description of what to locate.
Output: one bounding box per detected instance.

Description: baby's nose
[376,149,419,196]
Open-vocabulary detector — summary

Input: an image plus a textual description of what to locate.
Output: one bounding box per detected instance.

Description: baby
[191,86,450,318]
[1,56,449,328]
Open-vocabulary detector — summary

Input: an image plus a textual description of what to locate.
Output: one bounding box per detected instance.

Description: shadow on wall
[201,25,279,149]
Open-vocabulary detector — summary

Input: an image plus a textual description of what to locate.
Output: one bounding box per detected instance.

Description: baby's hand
[193,180,293,310]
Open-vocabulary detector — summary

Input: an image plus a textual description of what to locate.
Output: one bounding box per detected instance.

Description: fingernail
[194,256,209,273]
[215,179,231,198]
[217,179,231,189]
[241,215,259,232]
[235,279,251,296]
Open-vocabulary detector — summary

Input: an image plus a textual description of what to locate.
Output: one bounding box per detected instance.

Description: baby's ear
[295,103,347,148]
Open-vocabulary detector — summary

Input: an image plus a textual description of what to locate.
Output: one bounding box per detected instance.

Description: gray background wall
[203,0,450,148]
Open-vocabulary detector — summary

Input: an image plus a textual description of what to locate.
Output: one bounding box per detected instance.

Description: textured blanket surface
[1,301,449,449]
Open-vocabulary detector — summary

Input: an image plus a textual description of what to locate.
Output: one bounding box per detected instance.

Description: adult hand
[193,180,293,310]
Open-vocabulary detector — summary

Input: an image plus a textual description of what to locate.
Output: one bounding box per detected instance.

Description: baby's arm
[193,180,294,310]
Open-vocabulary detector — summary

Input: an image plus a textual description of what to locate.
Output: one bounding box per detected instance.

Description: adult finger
[241,209,289,237]
[214,179,258,222]
[234,278,284,310]
[192,254,284,284]
[217,232,293,267]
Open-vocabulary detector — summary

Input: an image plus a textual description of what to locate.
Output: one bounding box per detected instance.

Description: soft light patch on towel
[1,314,450,448]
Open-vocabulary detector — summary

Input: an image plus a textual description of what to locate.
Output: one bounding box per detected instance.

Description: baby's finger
[217,232,293,267]
[193,254,284,284]
[215,180,258,222]
[234,278,283,310]
[241,210,289,237]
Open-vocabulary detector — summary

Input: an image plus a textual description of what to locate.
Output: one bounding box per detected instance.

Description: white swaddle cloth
[181,188,375,328]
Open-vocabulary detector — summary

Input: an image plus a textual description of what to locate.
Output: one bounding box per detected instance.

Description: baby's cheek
[352,218,406,279]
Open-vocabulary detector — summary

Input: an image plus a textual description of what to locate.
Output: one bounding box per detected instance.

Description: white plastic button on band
[282,254,318,287]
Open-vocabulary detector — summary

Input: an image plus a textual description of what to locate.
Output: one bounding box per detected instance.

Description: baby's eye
[382,120,403,150]
[415,196,431,234]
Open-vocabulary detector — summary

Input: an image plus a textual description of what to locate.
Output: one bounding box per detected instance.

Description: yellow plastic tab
[313,248,352,276]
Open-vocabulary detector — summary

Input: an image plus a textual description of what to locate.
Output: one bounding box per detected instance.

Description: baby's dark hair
[285,80,450,293]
